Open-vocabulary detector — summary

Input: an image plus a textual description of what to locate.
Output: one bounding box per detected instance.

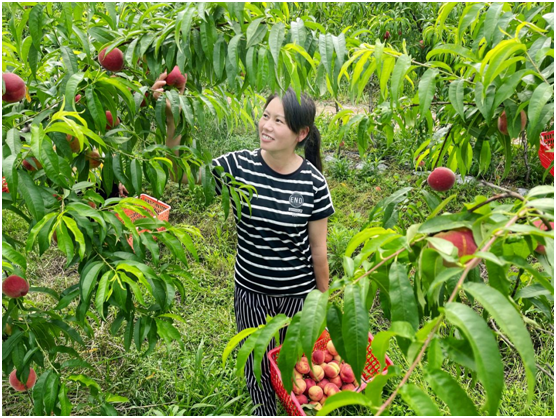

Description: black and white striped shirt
[213,149,335,297]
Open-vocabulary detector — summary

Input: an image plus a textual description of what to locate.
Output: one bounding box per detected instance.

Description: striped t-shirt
[212,149,335,297]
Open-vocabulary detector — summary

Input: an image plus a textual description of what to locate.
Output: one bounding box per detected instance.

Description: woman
[155,76,334,415]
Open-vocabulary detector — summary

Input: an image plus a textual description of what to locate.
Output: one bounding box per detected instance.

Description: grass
[2,105,554,416]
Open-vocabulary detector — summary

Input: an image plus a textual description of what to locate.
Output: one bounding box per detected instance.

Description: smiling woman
[166,87,335,415]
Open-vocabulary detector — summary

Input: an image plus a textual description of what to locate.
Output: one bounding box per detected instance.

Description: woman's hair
[263,88,323,172]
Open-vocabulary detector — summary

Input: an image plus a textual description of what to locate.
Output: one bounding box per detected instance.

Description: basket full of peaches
[268,330,393,415]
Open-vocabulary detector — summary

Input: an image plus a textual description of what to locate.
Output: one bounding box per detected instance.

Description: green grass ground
[2,109,554,416]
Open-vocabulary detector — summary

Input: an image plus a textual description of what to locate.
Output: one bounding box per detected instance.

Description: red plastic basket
[119,194,171,247]
[2,177,8,193]
[539,130,554,176]
[268,329,393,416]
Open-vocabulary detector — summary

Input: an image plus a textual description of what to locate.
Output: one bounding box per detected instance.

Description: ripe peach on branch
[2,73,26,102]
[427,167,456,191]
[2,275,30,298]
[98,47,124,71]
[9,369,37,392]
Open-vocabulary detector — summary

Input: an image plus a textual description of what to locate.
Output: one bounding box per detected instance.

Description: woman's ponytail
[304,125,322,173]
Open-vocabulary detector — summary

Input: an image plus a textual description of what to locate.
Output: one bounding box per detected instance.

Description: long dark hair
[263,88,323,172]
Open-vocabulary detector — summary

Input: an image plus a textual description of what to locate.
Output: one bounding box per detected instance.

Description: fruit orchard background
[2,2,554,416]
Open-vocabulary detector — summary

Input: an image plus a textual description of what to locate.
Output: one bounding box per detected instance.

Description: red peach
[316,378,330,389]
[312,350,326,365]
[295,394,308,405]
[309,401,322,410]
[324,350,333,363]
[341,383,357,392]
[324,382,340,396]
[329,375,343,387]
[75,94,82,102]
[9,369,37,391]
[2,73,26,103]
[309,364,324,382]
[427,167,456,192]
[340,364,355,383]
[98,47,124,71]
[292,378,306,395]
[22,157,42,171]
[308,385,323,401]
[66,134,81,153]
[166,65,187,87]
[333,355,342,362]
[105,110,120,130]
[295,357,310,374]
[2,275,30,298]
[324,363,340,379]
[86,150,102,169]
[304,378,316,393]
[327,340,338,356]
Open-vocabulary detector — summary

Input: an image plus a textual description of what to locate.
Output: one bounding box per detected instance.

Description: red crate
[539,130,554,176]
[2,177,8,193]
[268,329,393,416]
[119,194,171,247]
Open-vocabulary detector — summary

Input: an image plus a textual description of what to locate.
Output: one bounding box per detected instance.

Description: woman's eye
[276,119,282,124]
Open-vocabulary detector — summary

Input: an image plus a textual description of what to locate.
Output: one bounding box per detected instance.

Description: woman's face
[259,98,305,153]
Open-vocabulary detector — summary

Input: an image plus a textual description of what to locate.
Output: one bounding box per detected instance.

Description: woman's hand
[152,71,186,119]
[118,183,129,197]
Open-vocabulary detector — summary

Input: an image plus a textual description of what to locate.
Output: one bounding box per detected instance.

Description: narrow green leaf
[326,304,349,362]
[445,302,504,415]
[400,384,442,416]
[449,79,465,120]
[269,22,285,66]
[426,368,480,415]
[277,312,303,393]
[389,261,419,331]
[317,390,371,416]
[464,282,537,402]
[342,283,368,385]
[252,315,289,385]
[299,289,329,360]
[391,54,411,103]
[418,68,438,116]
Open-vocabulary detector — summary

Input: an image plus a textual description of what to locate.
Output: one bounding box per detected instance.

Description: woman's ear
[298,126,310,142]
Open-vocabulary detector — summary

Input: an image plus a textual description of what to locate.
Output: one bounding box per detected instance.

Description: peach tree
[2,2,554,416]
[221,2,554,416]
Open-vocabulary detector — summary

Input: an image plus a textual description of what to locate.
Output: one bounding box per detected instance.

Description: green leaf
[391,55,411,103]
[222,327,258,368]
[277,312,303,393]
[68,374,101,391]
[418,68,438,116]
[299,289,329,360]
[252,315,289,385]
[2,242,27,271]
[235,327,262,378]
[17,171,45,221]
[269,22,285,66]
[326,304,349,362]
[317,390,371,416]
[426,368,479,415]
[449,79,465,120]
[342,283,368,385]
[400,383,441,415]
[527,82,553,146]
[95,271,113,318]
[464,282,537,402]
[389,261,419,331]
[29,4,44,50]
[445,302,504,415]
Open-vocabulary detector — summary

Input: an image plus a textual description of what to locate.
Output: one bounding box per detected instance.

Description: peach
[533,220,554,255]
[341,383,357,392]
[324,382,340,396]
[293,370,303,379]
[22,157,42,171]
[427,167,456,192]
[312,350,326,365]
[327,340,338,356]
[295,394,308,405]
[309,364,324,382]
[329,375,343,387]
[432,228,478,265]
[166,65,187,87]
[66,134,81,153]
[304,378,316,392]
[2,73,26,102]
[99,47,124,71]
[308,385,323,401]
[316,378,330,389]
[324,350,333,363]
[292,378,306,395]
[9,368,37,391]
[309,401,322,411]
[295,357,310,374]
[105,110,120,129]
[498,110,527,135]
[324,363,340,378]
[86,150,102,169]
[2,275,30,298]
[340,364,355,383]
[333,355,342,362]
